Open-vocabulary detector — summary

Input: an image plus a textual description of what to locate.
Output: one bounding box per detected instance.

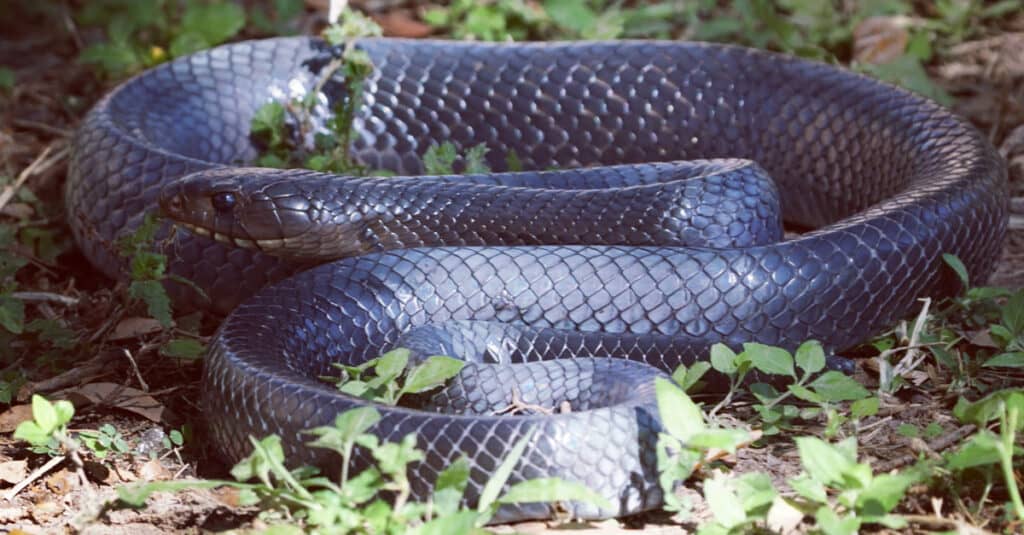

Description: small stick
[10,291,79,306]
[122,348,150,392]
[2,454,64,502]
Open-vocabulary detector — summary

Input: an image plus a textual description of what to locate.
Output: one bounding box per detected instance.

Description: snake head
[159,167,375,260]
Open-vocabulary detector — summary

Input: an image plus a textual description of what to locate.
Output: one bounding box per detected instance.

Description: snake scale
[67,37,1007,521]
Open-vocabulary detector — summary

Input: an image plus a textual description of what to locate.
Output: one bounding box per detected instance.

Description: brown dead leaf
[44,468,74,495]
[211,485,244,507]
[109,317,165,340]
[766,496,805,534]
[373,10,433,38]
[0,460,27,484]
[853,16,910,64]
[62,382,166,423]
[138,457,172,483]
[1,202,34,219]
[969,329,1001,348]
[0,403,33,433]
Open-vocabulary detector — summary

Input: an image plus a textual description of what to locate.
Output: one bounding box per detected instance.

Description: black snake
[66,37,1007,521]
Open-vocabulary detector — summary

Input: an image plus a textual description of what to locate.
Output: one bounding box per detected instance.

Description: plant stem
[999,401,1024,521]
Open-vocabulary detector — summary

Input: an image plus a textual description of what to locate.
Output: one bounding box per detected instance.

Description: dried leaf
[109,317,165,340]
[0,403,33,433]
[0,460,27,484]
[373,10,432,38]
[138,457,172,482]
[853,16,910,64]
[62,382,166,423]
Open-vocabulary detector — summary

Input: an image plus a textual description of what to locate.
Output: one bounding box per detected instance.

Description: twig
[121,348,150,392]
[0,144,68,212]
[2,454,64,502]
[902,514,992,533]
[875,424,976,472]
[11,118,72,138]
[10,291,79,306]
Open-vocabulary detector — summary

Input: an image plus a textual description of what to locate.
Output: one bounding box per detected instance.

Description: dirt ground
[1,2,1023,534]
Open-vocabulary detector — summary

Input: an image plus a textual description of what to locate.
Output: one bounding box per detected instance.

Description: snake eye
[211,192,237,212]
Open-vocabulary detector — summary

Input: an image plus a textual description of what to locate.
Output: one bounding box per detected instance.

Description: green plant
[79,423,131,459]
[328,348,465,405]
[13,394,75,456]
[120,406,610,533]
[787,436,923,533]
[695,341,872,434]
[948,389,1024,522]
[76,0,248,78]
[251,8,382,175]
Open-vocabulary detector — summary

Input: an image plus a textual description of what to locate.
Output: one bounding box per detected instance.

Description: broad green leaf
[857,471,920,514]
[654,377,706,441]
[53,400,74,428]
[796,437,854,487]
[400,356,464,395]
[433,456,470,516]
[160,338,205,360]
[498,477,613,511]
[735,472,777,515]
[13,421,49,447]
[941,253,969,287]
[168,32,209,58]
[129,280,172,327]
[230,435,286,484]
[686,429,751,453]
[788,473,827,503]
[983,352,1024,368]
[374,348,410,382]
[807,371,870,402]
[850,397,880,419]
[788,384,823,404]
[32,394,59,434]
[953,389,1024,428]
[945,432,1001,470]
[704,474,746,529]
[815,505,860,535]
[709,343,738,374]
[744,343,795,378]
[307,406,381,453]
[1003,291,1024,336]
[180,2,245,45]
[0,296,25,334]
[0,67,14,90]
[673,361,711,392]
[794,340,826,375]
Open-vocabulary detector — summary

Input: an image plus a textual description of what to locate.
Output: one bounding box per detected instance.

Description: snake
[66,36,1007,522]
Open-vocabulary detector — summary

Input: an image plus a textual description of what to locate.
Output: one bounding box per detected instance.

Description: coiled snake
[67,37,1007,521]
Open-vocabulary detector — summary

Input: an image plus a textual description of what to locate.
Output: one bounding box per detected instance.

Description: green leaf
[306,406,381,454]
[412,510,479,535]
[13,421,49,447]
[984,349,1024,368]
[400,356,465,396]
[168,32,210,58]
[129,280,172,327]
[673,361,711,393]
[704,474,746,529]
[815,505,860,535]
[0,67,14,90]
[860,55,953,106]
[230,435,286,484]
[794,340,826,375]
[432,456,470,516]
[374,348,410,382]
[788,384,824,404]
[788,473,828,504]
[942,253,969,287]
[858,471,920,513]
[180,2,245,46]
[32,394,59,435]
[117,479,236,507]
[654,377,706,441]
[498,477,613,511]
[807,371,871,402]
[709,343,738,375]
[79,42,141,77]
[0,296,25,334]
[159,338,205,360]
[53,400,74,428]
[463,144,490,174]
[1003,291,1024,336]
[744,343,795,378]
[945,431,1001,469]
[796,437,855,487]
[686,429,752,453]
[850,397,880,419]
[423,142,459,175]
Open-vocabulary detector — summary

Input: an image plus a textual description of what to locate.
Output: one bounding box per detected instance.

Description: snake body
[67,37,1007,521]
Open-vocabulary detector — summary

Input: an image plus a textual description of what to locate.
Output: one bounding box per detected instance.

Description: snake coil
[67,37,1007,521]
